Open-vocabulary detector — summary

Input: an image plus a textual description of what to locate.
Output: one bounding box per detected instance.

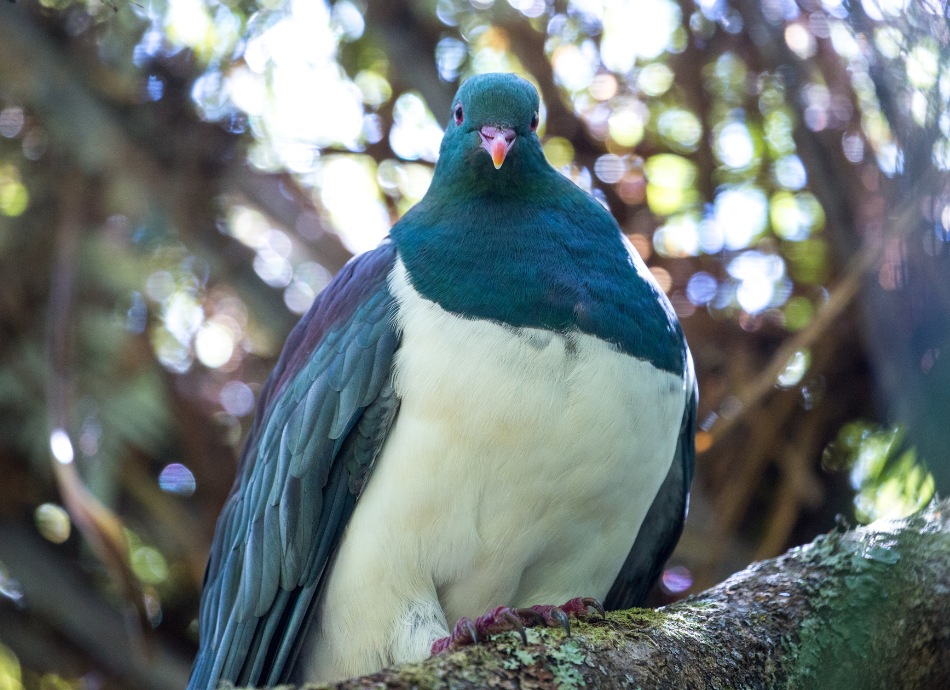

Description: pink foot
[431,597,605,655]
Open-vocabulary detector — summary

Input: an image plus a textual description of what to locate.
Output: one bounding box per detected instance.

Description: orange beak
[479,126,516,169]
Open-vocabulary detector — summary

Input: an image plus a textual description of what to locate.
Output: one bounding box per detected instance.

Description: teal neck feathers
[390,74,685,375]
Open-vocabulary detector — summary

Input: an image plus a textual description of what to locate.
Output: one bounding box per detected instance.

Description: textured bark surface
[247,501,950,690]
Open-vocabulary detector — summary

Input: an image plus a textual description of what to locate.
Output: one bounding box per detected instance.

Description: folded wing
[604,361,697,610]
[189,241,400,689]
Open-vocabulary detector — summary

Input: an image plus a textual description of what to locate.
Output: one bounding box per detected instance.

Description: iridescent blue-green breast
[391,179,686,376]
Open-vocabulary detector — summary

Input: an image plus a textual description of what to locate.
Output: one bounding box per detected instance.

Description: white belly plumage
[303,259,687,682]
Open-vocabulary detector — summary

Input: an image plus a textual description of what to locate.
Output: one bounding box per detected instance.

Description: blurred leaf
[783,238,830,285]
[823,423,935,524]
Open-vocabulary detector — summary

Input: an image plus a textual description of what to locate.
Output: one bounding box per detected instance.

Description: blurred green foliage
[825,422,935,524]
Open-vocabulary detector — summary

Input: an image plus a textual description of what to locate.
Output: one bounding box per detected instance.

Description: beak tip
[490,141,509,169]
[480,126,515,171]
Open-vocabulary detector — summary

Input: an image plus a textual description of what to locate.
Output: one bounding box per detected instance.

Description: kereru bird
[188,73,696,688]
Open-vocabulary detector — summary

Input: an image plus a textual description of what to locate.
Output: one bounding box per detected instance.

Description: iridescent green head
[432,73,548,192]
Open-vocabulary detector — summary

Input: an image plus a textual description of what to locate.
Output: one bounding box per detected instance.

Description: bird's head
[432,73,547,193]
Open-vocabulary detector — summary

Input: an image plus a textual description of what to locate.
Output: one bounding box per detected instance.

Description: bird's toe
[520,596,607,635]
[430,606,529,655]
[430,597,606,656]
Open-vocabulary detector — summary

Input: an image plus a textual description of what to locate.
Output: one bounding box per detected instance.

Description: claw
[463,618,479,644]
[560,596,606,620]
[502,610,528,644]
[582,596,606,620]
[551,607,571,637]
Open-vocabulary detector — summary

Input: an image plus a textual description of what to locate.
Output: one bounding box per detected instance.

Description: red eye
[530,111,539,132]
[454,103,464,126]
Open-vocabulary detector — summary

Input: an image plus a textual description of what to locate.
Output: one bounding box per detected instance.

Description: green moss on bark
[781,508,950,689]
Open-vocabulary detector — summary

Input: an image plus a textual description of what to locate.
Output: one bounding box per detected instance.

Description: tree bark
[249,501,950,689]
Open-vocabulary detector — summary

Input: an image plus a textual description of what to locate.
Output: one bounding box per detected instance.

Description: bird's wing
[189,241,400,690]
[604,352,697,610]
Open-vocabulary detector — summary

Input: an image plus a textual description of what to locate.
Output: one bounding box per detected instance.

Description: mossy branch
[247,500,950,690]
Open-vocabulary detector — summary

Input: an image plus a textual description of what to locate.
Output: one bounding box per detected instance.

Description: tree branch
[235,501,950,689]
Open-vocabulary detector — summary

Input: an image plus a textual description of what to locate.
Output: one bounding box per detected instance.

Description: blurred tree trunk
[252,501,950,690]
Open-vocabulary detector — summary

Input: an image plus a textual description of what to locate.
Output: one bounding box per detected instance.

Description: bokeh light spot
[145,271,176,302]
[35,503,71,544]
[637,63,674,96]
[876,142,904,177]
[163,292,204,344]
[158,463,197,497]
[842,133,865,163]
[354,70,392,108]
[773,155,807,190]
[331,1,365,42]
[131,545,169,585]
[49,429,74,465]
[543,137,575,169]
[390,93,443,162]
[602,0,681,70]
[771,191,824,241]
[686,271,718,306]
[195,321,235,369]
[785,23,816,59]
[661,565,693,594]
[589,73,618,101]
[319,156,391,252]
[784,296,814,330]
[715,122,755,169]
[728,250,786,314]
[715,186,769,249]
[608,107,645,148]
[553,43,596,92]
[0,107,25,138]
[644,154,696,190]
[0,178,29,217]
[627,233,652,261]
[906,43,938,89]
[658,109,702,151]
[508,0,546,18]
[777,349,811,388]
[284,280,316,314]
[220,380,256,417]
[649,266,673,293]
[435,37,467,82]
[594,154,625,184]
[0,642,23,689]
[654,214,701,257]
[0,563,23,606]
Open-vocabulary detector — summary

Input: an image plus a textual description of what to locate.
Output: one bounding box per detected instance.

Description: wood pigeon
[188,73,696,688]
